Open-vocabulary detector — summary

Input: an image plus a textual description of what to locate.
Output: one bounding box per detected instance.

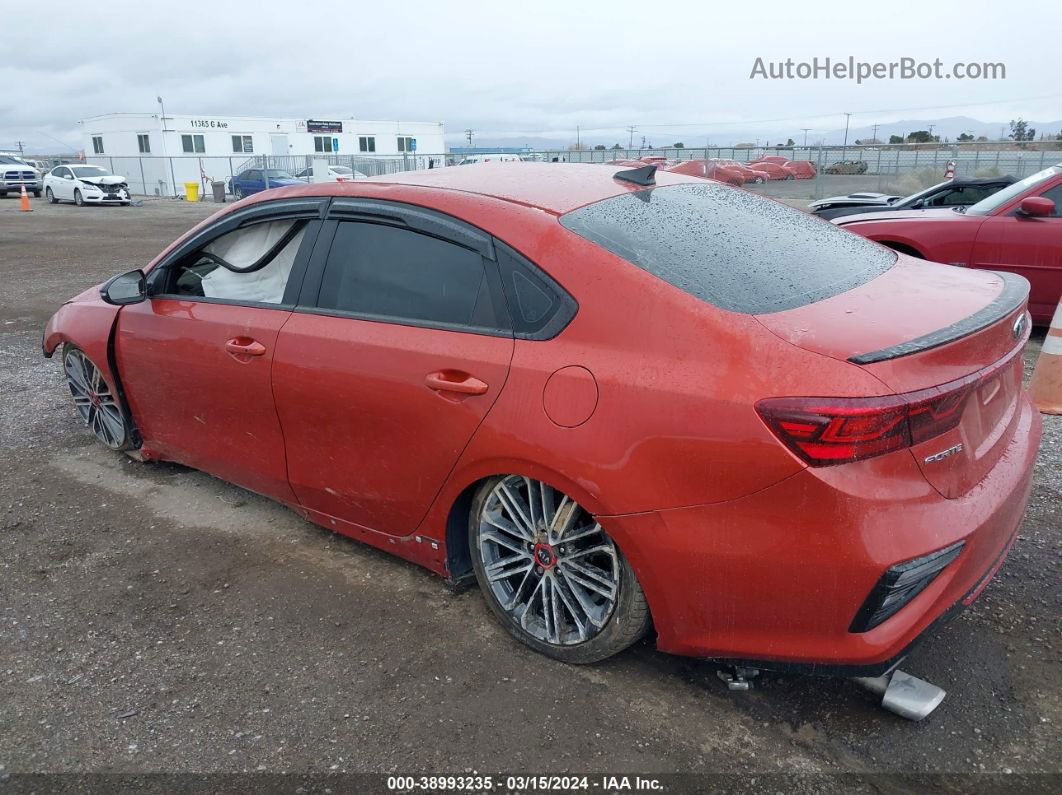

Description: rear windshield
[560,182,895,314]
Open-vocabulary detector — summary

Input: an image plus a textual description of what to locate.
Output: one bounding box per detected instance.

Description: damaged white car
[44,165,131,206]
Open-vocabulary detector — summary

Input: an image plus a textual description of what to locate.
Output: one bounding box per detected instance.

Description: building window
[181,134,205,154]
[397,136,414,152]
[137,134,150,154]
[359,136,375,153]
[313,135,334,153]
[232,135,253,153]
[92,136,104,154]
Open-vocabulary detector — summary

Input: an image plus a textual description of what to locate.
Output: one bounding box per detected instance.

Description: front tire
[74,188,84,206]
[62,346,130,450]
[46,187,57,204]
[33,190,41,198]
[234,185,244,199]
[469,475,650,664]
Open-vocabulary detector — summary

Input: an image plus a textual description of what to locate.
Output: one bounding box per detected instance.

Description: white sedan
[44,165,131,206]
[293,165,368,183]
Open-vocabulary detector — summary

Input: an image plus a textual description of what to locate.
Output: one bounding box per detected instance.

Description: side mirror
[100,269,146,305]
[1019,196,1055,217]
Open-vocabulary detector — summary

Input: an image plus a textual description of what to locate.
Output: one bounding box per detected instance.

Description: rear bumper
[607,396,1041,673]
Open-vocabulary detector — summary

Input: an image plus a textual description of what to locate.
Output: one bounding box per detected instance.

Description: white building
[80,112,446,196]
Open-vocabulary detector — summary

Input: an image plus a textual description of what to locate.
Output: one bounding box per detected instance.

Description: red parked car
[664,159,746,186]
[835,163,1062,324]
[747,160,800,180]
[664,159,769,185]
[44,163,1040,675]
[751,156,816,179]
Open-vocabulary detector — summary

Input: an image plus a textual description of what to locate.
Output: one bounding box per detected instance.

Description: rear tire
[469,475,650,664]
[234,185,244,199]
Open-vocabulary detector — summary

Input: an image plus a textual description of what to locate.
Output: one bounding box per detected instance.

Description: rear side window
[560,182,896,314]
[317,222,502,329]
[494,241,577,339]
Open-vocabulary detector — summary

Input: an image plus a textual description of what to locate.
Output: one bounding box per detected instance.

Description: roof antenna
[613,164,656,186]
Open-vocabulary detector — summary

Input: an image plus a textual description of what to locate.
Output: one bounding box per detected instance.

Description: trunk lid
[757,257,1030,497]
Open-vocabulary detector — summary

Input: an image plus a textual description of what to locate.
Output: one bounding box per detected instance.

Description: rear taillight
[755,353,1018,467]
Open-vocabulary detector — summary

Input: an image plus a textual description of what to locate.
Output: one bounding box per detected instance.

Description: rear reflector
[849,541,965,632]
[756,347,1020,467]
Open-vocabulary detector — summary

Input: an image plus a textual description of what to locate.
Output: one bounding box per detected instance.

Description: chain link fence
[85,142,1062,205]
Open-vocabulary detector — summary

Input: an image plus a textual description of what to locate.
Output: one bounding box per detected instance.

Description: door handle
[425,370,489,396]
[224,337,267,356]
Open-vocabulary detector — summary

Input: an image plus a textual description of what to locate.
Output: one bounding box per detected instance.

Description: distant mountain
[452,116,1062,150]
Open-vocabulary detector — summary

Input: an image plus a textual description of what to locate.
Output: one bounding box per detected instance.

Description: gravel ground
[0,196,1059,788]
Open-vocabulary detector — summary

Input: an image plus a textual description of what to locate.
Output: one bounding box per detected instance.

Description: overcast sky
[2,0,1059,152]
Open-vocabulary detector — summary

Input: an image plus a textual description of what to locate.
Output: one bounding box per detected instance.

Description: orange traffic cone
[1029,299,1062,415]
[19,184,32,212]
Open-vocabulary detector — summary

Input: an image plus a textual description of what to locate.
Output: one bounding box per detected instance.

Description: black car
[810,175,1016,220]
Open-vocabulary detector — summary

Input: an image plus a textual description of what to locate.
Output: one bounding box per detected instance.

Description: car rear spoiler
[849,271,1030,365]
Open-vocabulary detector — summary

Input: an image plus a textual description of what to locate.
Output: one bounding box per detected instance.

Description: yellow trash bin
[184,181,200,202]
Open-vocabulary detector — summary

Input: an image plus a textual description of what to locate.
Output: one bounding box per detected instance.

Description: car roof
[357,162,702,214]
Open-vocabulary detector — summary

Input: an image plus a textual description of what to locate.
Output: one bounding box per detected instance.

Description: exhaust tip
[853,669,946,721]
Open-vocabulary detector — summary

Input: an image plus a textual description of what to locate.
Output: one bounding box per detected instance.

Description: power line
[460,92,1062,139]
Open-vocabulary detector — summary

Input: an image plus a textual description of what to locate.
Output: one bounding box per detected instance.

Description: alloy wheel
[74,189,84,206]
[63,348,127,449]
[476,476,620,646]
[46,187,57,204]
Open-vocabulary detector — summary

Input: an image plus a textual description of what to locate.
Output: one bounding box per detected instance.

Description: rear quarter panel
[839,216,983,264]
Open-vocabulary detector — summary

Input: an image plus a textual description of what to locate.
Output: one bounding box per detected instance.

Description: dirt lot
[0,196,1059,788]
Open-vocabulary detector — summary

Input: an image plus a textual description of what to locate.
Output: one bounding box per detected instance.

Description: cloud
[1,0,1058,152]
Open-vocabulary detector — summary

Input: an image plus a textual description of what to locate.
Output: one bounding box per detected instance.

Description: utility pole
[576,125,580,150]
[464,129,474,147]
[871,123,879,143]
[927,123,936,141]
[627,125,636,149]
[842,112,852,147]
[157,95,174,197]
[801,128,811,147]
